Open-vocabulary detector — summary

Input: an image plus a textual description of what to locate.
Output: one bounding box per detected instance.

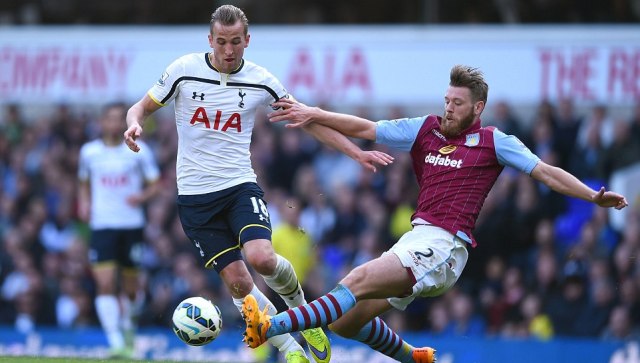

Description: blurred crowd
[1,0,639,25]
[0,98,639,345]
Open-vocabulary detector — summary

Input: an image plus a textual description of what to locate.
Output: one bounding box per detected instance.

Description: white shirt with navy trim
[78,140,159,229]
[148,53,288,195]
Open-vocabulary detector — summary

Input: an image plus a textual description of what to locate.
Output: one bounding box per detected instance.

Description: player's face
[208,20,249,74]
[441,86,483,138]
[101,107,126,143]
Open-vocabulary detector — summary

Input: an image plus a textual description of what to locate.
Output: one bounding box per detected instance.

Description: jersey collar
[205,53,244,74]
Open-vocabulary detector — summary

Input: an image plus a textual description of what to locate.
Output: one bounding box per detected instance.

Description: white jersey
[78,140,160,229]
[148,53,288,195]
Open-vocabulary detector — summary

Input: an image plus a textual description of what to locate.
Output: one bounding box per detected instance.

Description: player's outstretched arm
[125,94,161,152]
[302,122,394,173]
[269,98,377,141]
[530,161,628,209]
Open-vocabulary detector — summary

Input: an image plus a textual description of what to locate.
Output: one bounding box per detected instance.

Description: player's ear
[245,33,250,48]
[474,101,485,116]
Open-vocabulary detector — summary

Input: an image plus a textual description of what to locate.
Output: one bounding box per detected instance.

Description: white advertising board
[0,25,638,106]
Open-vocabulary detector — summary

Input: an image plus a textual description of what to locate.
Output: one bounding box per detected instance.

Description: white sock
[119,295,137,349]
[233,285,305,355]
[120,296,133,331]
[95,295,124,350]
[262,255,306,308]
[120,292,144,331]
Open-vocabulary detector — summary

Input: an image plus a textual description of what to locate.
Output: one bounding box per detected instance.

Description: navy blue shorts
[177,182,272,272]
[88,228,144,268]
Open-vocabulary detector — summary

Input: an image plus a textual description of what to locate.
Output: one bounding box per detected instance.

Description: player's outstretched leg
[350,317,436,363]
[243,284,356,347]
[234,285,309,362]
[261,254,331,363]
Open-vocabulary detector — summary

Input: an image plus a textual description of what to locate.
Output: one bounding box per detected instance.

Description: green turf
[0,357,220,363]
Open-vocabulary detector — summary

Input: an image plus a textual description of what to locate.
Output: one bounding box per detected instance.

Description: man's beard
[440,111,476,138]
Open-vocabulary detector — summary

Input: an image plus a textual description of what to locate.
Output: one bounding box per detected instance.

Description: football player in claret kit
[123,4,392,363]
[240,65,629,363]
[78,102,160,359]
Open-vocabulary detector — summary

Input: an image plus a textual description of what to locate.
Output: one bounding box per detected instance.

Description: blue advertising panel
[0,327,633,363]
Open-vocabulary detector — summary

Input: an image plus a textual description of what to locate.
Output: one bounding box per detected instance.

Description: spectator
[268,129,312,191]
[546,259,589,336]
[488,100,528,145]
[568,112,605,180]
[577,104,614,150]
[630,103,640,141]
[427,300,451,337]
[618,277,640,325]
[531,248,561,302]
[0,103,25,146]
[271,195,316,285]
[601,305,640,341]
[479,256,507,333]
[599,118,640,180]
[552,98,582,171]
[442,289,486,337]
[575,277,616,337]
[519,293,554,340]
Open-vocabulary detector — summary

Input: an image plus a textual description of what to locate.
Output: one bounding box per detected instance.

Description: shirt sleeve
[262,68,289,109]
[148,56,185,106]
[375,116,426,152]
[493,128,540,174]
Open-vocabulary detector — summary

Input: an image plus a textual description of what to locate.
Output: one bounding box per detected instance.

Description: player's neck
[208,52,243,74]
[102,136,121,147]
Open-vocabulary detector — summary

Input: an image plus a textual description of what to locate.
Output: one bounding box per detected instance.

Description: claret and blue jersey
[376,114,541,247]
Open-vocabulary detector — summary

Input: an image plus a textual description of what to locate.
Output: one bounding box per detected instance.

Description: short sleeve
[493,128,540,174]
[148,57,185,106]
[375,116,426,152]
[262,69,289,109]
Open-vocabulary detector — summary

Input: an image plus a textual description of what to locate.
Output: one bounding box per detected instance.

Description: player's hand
[269,98,315,128]
[126,194,144,206]
[124,123,143,152]
[77,201,90,223]
[593,187,628,210]
[354,150,394,173]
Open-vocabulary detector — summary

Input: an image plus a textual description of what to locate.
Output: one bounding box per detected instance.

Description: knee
[340,265,368,297]
[244,248,277,275]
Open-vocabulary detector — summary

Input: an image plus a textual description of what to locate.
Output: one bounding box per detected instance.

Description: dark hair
[210,5,249,35]
[102,101,127,116]
[449,65,489,104]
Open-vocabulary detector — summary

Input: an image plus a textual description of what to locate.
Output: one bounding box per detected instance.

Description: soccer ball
[172,296,222,346]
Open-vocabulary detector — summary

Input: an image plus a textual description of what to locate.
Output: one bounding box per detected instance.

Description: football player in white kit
[78,102,160,359]
[123,5,392,363]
